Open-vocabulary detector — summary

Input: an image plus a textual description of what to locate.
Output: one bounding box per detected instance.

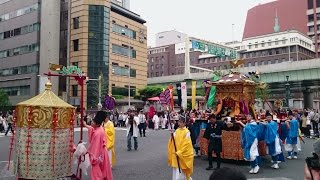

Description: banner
[191,80,197,109]
[207,75,219,108]
[168,84,174,110]
[176,83,182,107]
[192,40,236,59]
[181,82,187,110]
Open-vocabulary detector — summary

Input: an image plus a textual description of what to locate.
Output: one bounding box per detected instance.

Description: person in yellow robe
[168,115,194,180]
[104,112,116,167]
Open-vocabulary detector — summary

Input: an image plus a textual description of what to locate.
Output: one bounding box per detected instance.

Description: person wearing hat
[103,111,116,167]
[84,111,113,180]
[168,115,194,180]
[236,114,260,174]
[126,109,140,151]
[285,110,300,160]
[262,113,283,169]
[203,114,226,170]
[138,110,147,137]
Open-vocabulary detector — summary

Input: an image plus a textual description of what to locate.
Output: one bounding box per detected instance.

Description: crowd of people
[161,107,320,179]
[3,105,319,179]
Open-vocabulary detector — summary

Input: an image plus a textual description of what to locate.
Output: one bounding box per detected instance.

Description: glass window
[73,39,79,51]
[73,17,79,29]
[72,85,78,96]
[112,23,137,39]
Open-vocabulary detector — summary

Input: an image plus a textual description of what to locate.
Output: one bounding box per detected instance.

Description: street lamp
[285,75,290,108]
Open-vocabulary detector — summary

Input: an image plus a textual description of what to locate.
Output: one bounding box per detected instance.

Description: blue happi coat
[257,122,266,141]
[265,121,278,155]
[241,122,258,160]
[286,119,299,145]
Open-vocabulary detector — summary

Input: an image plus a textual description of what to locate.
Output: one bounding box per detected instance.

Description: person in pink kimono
[84,111,113,180]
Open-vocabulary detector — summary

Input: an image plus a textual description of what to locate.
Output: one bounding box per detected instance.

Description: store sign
[59,66,83,76]
[192,40,236,59]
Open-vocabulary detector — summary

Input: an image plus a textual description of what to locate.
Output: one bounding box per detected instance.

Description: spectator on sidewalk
[0,112,4,133]
[138,110,147,137]
[5,111,14,136]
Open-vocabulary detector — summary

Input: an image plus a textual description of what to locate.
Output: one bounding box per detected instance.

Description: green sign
[192,40,236,59]
[59,66,83,76]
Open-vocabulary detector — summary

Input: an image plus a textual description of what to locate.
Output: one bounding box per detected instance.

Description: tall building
[243,0,307,39]
[307,0,320,55]
[239,30,315,66]
[0,0,61,105]
[243,0,320,56]
[0,0,147,109]
[69,0,147,109]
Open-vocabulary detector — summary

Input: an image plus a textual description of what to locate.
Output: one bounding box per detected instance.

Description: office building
[0,0,147,110]
[69,0,147,109]
[0,0,61,105]
[307,0,320,55]
[243,0,307,39]
[148,31,235,78]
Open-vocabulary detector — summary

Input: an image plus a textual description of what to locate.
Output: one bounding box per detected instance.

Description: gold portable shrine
[11,82,76,179]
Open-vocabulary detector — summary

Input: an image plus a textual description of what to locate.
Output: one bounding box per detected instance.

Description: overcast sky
[131,0,276,46]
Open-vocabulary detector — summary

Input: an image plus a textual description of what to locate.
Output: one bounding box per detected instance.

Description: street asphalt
[0,128,315,180]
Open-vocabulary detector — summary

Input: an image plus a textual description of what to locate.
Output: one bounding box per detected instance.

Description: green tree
[0,89,11,111]
[138,86,164,101]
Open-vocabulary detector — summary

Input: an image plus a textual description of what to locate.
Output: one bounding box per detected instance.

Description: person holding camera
[126,109,140,151]
[305,140,320,180]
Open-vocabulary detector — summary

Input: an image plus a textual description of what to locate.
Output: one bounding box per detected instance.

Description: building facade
[147,32,237,78]
[155,30,187,47]
[0,0,147,109]
[243,0,307,39]
[69,0,147,109]
[0,0,61,105]
[307,0,320,55]
[239,30,315,66]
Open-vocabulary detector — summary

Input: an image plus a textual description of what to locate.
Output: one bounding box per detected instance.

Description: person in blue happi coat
[237,114,260,174]
[285,110,300,159]
[262,113,284,169]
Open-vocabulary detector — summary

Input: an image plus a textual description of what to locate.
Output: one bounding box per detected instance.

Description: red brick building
[243,0,308,39]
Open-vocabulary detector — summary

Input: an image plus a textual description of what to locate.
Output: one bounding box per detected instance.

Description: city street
[0,128,313,180]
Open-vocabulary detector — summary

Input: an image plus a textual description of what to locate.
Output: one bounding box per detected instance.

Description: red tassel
[25,106,33,177]
[69,109,75,172]
[51,108,58,173]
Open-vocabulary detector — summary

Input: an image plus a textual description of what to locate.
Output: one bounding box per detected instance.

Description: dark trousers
[208,142,221,168]
[139,123,146,136]
[312,121,319,135]
[127,132,138,150]
[302,127,310,136]
[5,123,13,135]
